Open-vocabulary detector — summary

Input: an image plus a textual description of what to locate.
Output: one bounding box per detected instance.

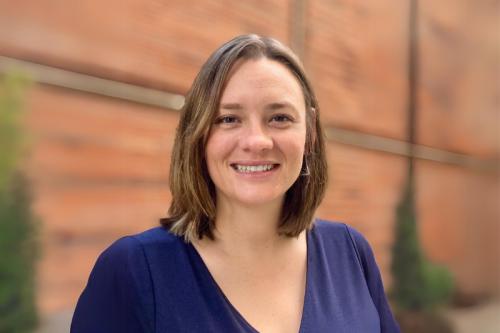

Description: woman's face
[205,58,307,208]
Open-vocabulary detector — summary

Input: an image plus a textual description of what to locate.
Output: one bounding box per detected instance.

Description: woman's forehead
[220,58,305,106]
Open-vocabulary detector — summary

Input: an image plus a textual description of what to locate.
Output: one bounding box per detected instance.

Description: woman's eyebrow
[219,101,299,114]
[220,102,244,110]
[266,102,301,118]
[266,101,297,111]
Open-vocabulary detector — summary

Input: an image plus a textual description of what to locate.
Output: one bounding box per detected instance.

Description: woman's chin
[221,191,284,208]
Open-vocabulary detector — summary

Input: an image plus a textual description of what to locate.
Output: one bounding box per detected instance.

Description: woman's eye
[215,115,238,124]
[270,114,293,123]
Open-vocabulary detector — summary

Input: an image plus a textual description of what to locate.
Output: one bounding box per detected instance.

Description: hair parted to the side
[160,34,328,242]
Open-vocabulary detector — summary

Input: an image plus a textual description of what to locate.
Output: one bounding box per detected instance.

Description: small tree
[391,166,454,333]
[0,73,38,333]
[391,176,428,309]
[391,169,454,312]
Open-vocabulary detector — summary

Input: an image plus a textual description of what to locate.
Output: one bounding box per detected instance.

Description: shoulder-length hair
[160,34,328,242]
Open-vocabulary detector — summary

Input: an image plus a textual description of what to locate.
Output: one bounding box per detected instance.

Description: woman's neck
[207,196,296,259]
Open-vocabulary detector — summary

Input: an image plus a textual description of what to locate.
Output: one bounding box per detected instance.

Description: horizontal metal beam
[325,128,496,172]
[0,56,185,110]
[1,55,496,172]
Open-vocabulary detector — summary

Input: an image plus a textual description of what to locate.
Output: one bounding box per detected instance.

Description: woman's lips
[230,163,280,174]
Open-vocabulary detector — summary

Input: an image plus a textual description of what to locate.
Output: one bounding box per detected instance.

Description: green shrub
[391,176,454,311]
[0,173,38,333]
[0,73,38,333]
[422,261,454,307]
[0,73,28,191]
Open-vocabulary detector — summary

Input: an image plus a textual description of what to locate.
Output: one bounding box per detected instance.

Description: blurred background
[0,0,498,332]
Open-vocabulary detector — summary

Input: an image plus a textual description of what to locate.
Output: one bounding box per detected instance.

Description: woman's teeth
[233,164,275,173]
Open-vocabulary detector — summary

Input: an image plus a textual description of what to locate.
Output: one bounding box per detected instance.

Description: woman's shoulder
[97,226,184,266]
[131,225,183,246]
[82,226,189,284]
[72,229,164,332]
[311,219,373,260]
[313,219,367,242]
[313,219,347,232]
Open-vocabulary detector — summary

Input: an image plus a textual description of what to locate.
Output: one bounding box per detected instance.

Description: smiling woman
[206,58,307,212]
[71,35,400,333]
[163,35,327,242]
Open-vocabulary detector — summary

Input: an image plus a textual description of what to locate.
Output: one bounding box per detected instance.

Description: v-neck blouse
[71,220,400,333]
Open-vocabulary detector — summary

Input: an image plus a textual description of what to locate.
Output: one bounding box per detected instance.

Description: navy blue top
[71,220,400,332]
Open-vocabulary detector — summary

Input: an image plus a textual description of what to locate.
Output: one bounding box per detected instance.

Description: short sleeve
[345,225,401,333]
[71,236,155,333]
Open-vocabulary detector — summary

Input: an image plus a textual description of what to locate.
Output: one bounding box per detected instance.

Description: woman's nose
[240,123,273,152]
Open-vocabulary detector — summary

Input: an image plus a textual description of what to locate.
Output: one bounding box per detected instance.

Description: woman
[71,34,400,333]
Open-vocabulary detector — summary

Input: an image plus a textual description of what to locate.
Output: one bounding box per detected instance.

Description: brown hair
[160,34,328,242]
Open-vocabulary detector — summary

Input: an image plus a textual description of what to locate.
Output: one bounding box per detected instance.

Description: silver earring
[300,158,310,176]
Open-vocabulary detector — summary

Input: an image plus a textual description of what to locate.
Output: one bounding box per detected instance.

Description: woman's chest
[146,231,381,332]
[151,253,380,333]
[210,260,307,333]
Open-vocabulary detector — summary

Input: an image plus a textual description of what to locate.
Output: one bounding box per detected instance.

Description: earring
[300,157,310,176]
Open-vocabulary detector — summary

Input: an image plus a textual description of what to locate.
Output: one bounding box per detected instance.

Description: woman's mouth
[230,163,279,173]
